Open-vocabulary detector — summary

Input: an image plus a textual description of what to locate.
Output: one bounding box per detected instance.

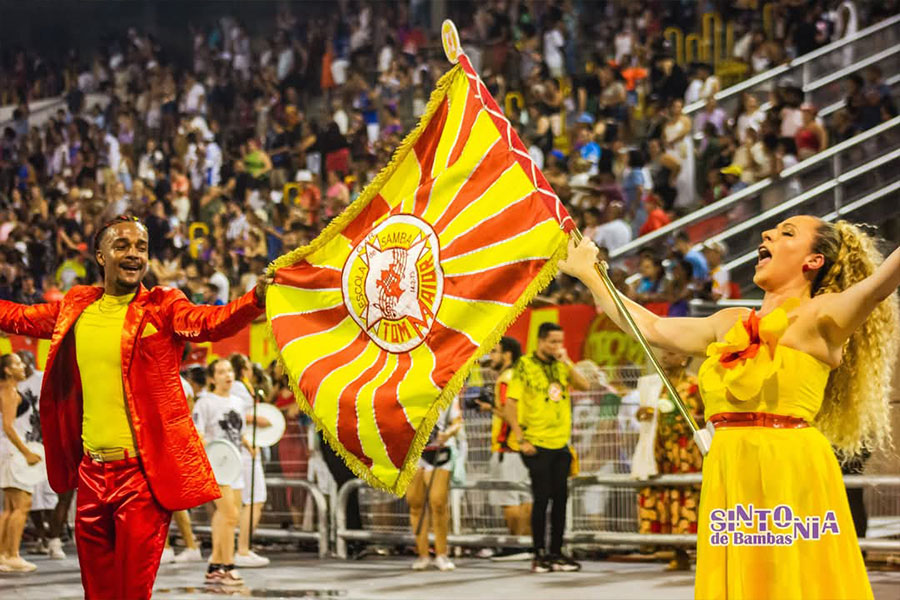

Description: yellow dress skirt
[695,303,872,599]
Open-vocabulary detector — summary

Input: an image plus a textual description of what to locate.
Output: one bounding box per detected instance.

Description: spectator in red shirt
[638,193,671,236]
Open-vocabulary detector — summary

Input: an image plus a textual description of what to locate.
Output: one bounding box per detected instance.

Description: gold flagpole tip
[441,20,461,64]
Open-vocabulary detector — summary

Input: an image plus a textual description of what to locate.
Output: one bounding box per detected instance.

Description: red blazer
[0,284,265,511]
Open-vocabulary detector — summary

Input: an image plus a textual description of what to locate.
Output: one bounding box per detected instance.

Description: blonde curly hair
[811,220,900,458]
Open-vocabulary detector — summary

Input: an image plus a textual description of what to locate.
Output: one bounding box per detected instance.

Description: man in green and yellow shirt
[505,322,589,573]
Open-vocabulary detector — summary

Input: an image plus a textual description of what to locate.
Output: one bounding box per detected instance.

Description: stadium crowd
[0,0,896,320]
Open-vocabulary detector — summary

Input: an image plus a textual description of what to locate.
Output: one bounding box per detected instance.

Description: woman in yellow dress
[559,216,899,599]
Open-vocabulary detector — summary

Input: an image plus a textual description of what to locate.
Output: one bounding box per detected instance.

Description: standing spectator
[703,240,731,301]
[504,323,590,573]
[406,396,463,571]
[477,337,532,558]
[591,201,632,255]
[663,99,695,208]
[674,231,709,280]
[192,359,249,586]
[638,194,671,237]
[635,349,704,571]
[0,353,40,572]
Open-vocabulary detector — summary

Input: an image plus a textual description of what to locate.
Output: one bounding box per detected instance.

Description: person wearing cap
[702,240,730,301]
[720,164,747,194]
[795,103,828,160]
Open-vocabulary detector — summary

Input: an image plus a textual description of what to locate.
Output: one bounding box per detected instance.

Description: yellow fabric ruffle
[704,299,801,402]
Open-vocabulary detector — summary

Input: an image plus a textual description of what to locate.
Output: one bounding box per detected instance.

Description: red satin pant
[75,455,171,600]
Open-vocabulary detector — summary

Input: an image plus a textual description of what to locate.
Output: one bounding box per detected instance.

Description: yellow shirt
[490,368,518,453]
[507,354,572,450]
[76,292,137,453]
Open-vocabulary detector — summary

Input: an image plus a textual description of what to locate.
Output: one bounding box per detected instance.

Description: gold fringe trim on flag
[263,59,569,496]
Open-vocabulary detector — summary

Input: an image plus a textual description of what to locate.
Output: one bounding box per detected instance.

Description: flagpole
[440,19,711,456]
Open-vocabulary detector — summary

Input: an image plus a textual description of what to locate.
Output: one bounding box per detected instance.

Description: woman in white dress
[192,359,252,586]
[0,353,41,572]
[663,99,696,209]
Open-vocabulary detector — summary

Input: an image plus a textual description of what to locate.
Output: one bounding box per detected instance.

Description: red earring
[802,264,811,273]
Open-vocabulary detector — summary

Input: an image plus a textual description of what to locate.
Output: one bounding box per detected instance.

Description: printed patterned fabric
[266,55,573,495]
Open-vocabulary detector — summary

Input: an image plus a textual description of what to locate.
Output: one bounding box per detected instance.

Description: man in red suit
[0,216,271,598]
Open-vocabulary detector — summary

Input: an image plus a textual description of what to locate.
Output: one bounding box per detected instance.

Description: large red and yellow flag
[266,54,575,495]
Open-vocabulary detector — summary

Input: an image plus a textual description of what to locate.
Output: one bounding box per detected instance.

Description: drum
[251,403,286,448]
[9,441,47,487]
[206,439,242,486]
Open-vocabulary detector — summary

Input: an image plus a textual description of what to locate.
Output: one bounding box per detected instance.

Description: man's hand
[475,400,493,413]
[556,345,573,365]
[519,440,537,456]
[255,272,274,307]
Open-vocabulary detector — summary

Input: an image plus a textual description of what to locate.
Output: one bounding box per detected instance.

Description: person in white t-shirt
[228,354,271,569]
[543,22,566,78]
[591,201,633,254]
[703,240,731,301]
[192,359,251,586]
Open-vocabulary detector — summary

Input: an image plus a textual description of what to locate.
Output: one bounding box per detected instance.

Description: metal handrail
[804,44,900,93]
[610,115,900,259]
[722,177,900,274]
[685,14,900,115]
[820,73,900,119]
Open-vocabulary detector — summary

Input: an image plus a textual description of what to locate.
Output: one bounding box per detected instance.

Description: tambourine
[205,439,242,486]
[9,441,47,487]
[251,403,286,448]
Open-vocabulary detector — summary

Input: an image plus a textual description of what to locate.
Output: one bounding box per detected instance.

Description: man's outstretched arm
[0,299,61,339]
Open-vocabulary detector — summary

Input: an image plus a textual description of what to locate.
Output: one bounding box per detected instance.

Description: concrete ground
[1,547,898,599]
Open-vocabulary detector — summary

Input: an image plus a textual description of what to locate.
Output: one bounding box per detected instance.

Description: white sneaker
[160,547,176,564]
[4,556,37,572]
[411,556,431,570]
[475,548,495,558]
[48,538,67,560]
[31,539,49,555]
[434,555,455,571]
[234,551,270,568]
[174,547,204,563]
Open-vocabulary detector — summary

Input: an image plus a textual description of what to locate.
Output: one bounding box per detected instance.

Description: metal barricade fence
[165,365,900,558]
[186,424,330,557]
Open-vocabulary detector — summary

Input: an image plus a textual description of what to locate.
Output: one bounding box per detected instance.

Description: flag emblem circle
[341,214,444,353]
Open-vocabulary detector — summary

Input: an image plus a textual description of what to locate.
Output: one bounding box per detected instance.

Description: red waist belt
[709,412,809,429]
